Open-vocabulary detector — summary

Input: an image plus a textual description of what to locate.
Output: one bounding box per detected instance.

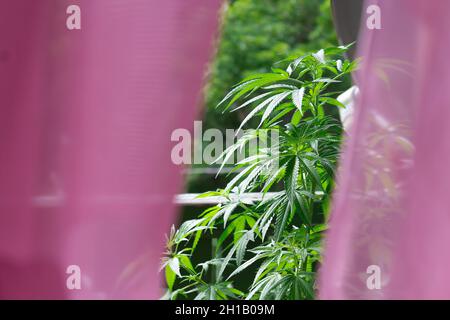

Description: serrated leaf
[292,87,305,115]
[216,217,244,249]
[260,274,281,299]
[223,202,239,226]
[217,79,257,107]
[237,97,274,132]
[236,231,253,266]
[179,255,195,273]
[313,78,341,83]
[312,49,325,64]
[259,91,292,128]
[168,257,181,277]
[231,91,274,112]
[274,202,291,242]
[227,253,264,279]
[253,256,276,285]
[298,157,323,190]
[224,74,288,111]
[320,97,346,108]
[165,266,176,291]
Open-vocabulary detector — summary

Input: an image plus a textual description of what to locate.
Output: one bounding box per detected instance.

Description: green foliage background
[203,0,336,132]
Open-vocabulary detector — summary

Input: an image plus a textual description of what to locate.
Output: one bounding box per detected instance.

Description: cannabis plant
[162,45,356,300]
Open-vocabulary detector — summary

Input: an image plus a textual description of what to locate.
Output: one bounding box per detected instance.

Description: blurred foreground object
[320,0,450,299]
[0,0,221,299]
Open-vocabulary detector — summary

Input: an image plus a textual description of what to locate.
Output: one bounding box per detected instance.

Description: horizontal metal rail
[174,192,279,205]
[33,191,324,207]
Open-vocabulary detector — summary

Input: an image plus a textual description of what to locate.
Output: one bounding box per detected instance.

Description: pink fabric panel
[0,0,221,299]
[320,0,450,299]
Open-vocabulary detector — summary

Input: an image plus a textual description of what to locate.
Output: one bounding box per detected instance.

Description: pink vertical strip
[0,0,221,299]
[320,0,450,299]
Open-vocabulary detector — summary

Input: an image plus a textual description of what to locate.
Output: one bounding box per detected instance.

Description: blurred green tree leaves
[204,0,336,131]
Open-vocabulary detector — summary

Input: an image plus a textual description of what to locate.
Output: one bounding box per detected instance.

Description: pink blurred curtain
[320,0,450,299]
[0,0,221,299]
